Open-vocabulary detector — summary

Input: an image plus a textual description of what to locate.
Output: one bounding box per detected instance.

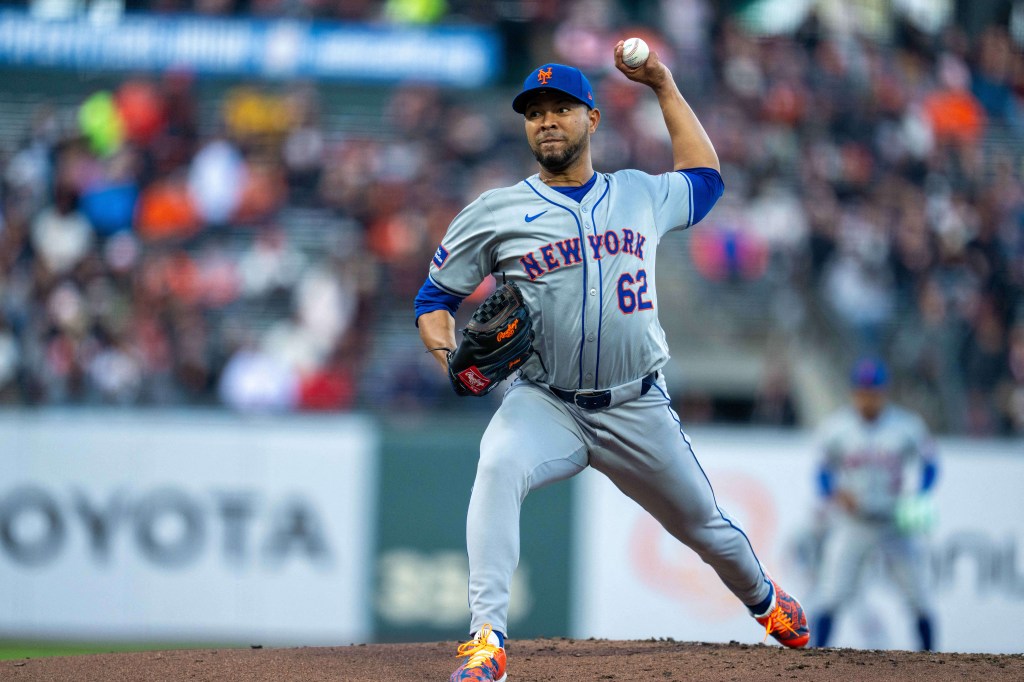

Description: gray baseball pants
[815,514,929,612]
[466,375,772,636]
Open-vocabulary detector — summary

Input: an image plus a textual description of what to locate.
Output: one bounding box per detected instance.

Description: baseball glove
[447,281,535,397]
[895,494,937,535]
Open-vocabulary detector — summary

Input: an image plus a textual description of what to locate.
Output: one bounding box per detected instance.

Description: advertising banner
[0,412,377,645]
[572,427,1024,654]
[0,11,499,85]
[374,416,572,642]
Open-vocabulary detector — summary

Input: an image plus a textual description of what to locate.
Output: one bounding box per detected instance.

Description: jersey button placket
[585,201,598,378]
[583,205,599,387]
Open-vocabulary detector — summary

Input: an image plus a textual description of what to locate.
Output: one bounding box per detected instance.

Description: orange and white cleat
[449,624,508,682]
[754,580,810,648]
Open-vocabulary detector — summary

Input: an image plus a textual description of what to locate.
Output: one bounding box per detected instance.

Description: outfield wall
[572,428,1024,654]
[0,411,378,645]
[0,412,1020,653]
[0,411,570,646]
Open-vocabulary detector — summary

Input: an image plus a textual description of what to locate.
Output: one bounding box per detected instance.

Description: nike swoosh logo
[524,211,548,223]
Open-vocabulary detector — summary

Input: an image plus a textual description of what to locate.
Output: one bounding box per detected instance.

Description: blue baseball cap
[512,63,596,114]
[851,357,889,389]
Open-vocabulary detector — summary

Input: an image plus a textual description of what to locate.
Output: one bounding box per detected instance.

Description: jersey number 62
[617,270,654,314]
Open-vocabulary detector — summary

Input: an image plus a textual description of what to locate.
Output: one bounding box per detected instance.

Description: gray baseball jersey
[818,405,935,520]
[429,169,697,390]
[814,404,937,615]
[425,168,778,639]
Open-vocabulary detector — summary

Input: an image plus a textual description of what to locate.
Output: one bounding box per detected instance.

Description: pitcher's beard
[534,136,587,174]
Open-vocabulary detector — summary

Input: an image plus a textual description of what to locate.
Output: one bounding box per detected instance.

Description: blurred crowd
[0,78,374,411]
[695,9,1024,437]
[0,0,1021,434]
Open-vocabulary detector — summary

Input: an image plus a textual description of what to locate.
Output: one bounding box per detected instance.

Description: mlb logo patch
[432,245,449,269]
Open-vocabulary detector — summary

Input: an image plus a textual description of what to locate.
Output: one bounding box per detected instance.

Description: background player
[415,41,809,682]
[813,357,939,650]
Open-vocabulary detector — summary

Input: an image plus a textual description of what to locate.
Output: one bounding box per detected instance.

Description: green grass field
[0,642,229,660]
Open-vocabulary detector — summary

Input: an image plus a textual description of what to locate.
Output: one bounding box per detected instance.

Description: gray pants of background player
[466,375,772,636]
[815,514,930,613]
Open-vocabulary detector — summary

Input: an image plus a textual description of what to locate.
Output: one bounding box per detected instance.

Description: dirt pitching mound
[2,638,1022,681]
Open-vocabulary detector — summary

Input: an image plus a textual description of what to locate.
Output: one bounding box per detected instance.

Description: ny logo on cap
[537,67,553,84]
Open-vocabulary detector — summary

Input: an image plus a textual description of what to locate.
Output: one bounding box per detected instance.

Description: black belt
[549,372,658,410]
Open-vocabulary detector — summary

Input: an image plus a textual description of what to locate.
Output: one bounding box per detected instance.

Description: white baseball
[622,37,649,68]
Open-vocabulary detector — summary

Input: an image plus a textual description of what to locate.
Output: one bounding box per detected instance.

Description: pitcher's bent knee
[473,446,532,496]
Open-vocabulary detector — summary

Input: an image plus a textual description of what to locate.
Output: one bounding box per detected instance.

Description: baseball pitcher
[415,42,809,682]
[812,358,939,650]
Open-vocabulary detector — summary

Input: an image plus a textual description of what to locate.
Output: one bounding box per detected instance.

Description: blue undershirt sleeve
[414,276,465,326]
[677,167,725,226]
[817,466,835,497]
[920,459,938,493]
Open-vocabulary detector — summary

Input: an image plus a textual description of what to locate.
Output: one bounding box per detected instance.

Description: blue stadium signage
[0,10,500,85]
